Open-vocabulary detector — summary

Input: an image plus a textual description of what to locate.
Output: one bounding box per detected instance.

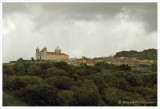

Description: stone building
[36,46,69,61]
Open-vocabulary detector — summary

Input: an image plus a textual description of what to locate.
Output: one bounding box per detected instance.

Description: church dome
[55,46,61,51]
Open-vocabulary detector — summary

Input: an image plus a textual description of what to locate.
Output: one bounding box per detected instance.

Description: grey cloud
[32,3,157,32]
[3,3,28,16]
[3,3,157,32]
[121,3,157,32]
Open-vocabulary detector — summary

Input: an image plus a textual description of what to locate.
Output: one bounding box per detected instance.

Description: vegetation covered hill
[114,48,157,60]
[3,61,157,106]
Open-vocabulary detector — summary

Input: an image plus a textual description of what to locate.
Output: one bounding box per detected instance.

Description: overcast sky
[3,3,157,62]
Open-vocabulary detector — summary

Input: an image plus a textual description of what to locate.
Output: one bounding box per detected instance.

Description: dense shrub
[28,65,42,75]
[3,75,44,91]
[3,61,157,106]
[12,63,26,75]
[3,92,28,106]
[16,84,58,106]
[46,76,74,90]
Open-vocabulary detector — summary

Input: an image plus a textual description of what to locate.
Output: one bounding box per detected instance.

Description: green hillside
[3,61,157,106]
[114,49,157,60]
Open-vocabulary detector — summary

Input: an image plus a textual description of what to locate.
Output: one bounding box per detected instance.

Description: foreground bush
[3,61,157,106]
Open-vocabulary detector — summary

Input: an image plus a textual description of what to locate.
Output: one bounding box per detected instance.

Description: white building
[36,46,69,61]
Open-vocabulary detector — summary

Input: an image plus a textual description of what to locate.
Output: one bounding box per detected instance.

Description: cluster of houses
[67,56,157,70]
[6,56,157,70]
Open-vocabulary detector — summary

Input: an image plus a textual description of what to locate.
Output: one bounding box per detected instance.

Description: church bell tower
[36,47,39,60]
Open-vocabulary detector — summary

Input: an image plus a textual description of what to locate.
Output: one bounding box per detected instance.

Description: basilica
[36,46,69,61]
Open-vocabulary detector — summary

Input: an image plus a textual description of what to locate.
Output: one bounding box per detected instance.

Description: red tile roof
[47,52,68,56]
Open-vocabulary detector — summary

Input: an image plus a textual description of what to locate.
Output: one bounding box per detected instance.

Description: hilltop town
[5,47,157,71]
[68,56,157,70]
[35,46,157,70]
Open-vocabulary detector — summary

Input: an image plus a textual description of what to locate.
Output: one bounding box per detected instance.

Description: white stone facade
[36,46,69,61]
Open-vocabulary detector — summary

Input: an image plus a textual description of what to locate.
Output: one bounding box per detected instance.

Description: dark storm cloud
[3,3,156,32]
[30,3,157,32]
[3,3,28,16]
[2,3,157,62]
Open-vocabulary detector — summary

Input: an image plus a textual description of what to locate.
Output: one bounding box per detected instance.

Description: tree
[57,90,74,106]
[3,66,14,75]
[102,88,133,106]
[70,80,101,106]
[3,92,28,106]
[71,68,95,76]
[126,73,143,87]
[39,62,53,72]
[46,76,74,90]
[28,65,42,75]
[118,64,131,71]
[2,60,157,106]
[140,72,157,87]
[13,63,26,75]
[54,61,72,72]
[31,57,34,61]
[3,74,11,90]
[3,75,44,91]
[151,63,157,72]
[17,57,23,61]
[94,61,118,71]
[114,49,157,60]
[3,75,25,91]
[17,84,58,106]
[46,68,67,76]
